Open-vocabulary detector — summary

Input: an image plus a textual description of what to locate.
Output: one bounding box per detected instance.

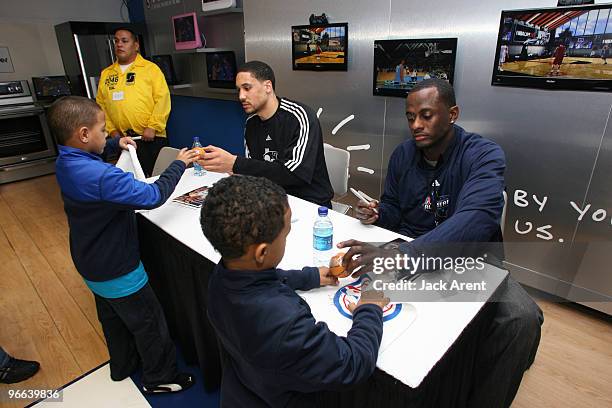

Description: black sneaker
[142,372,194,394]
[0,357,40,384]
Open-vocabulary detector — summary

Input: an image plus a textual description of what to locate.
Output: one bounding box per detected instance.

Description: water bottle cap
[318,206,328,216]
[193,136,199,141]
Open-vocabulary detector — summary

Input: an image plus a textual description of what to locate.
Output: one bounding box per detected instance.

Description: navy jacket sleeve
[412,142,505,245]
[99,160,186,209]
[376,146,403,231]
[276,267,320,291]
[278,304,383,391]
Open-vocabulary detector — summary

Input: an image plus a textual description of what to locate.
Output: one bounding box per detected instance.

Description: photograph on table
[171,186,210,209]
[291,22,348,71]
[373,38,457,97]
[491,3,612,92]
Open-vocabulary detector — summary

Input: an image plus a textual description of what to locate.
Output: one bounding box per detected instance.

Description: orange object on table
[329,252,349,277]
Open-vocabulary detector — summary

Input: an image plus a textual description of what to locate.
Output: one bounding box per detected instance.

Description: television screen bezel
[291,22,348,71]
[172,12,202,51]
[151,55,178,85]
[372,37,458,98]
[31,75,71,101]
[205,51,237,89]
[491,3,612,92]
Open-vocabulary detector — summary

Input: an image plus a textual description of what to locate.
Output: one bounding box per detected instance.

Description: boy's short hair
[201,175,288,260]
[237,61,276,90]
[47,96,102,145]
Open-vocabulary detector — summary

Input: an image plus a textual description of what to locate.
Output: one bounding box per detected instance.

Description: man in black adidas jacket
[198,61,334,208]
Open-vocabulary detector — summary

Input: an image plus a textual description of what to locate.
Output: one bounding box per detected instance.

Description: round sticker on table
[333,275,402,322]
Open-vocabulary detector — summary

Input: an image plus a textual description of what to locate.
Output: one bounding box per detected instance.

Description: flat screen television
[172,12,202,50]
[205,51,237,89]
[373,38,457,97]
[291,23,348,71]
[31,76,71,102]
[151,55,178,85]
[492,3,612,92]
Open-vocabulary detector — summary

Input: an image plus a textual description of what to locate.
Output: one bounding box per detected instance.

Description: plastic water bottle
[192,137,205,176]
[313,206,333,267]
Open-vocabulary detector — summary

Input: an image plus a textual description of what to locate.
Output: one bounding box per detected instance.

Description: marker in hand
[350,188,378,214]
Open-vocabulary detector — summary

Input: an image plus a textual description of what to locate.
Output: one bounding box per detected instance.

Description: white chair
[323,143,351,214]
[152,147,180,177]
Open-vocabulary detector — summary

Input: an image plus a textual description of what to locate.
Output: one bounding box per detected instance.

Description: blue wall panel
[166,95,246,155]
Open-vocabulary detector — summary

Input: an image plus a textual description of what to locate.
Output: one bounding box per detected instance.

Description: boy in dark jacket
[49,96,199,393]
[200,175,388,407]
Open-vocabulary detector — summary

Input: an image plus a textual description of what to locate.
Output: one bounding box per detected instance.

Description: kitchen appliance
[0,80,57,184]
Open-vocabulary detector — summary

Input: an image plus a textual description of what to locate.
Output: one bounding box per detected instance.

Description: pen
[359,190,376,203]
[350,188,379,214]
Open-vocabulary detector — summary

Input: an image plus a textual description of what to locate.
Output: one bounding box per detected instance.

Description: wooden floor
[0,175,611,407]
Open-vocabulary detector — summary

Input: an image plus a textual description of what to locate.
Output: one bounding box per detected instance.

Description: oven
[0,80,57,184]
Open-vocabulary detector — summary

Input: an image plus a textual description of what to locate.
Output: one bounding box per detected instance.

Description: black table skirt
[138,215,496,406]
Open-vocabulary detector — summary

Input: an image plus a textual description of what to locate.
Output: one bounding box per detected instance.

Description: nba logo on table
[333,275,402,322]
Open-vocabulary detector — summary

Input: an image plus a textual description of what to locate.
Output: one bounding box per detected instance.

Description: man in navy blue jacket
[339,79,543,408]
[49,96,199,393]
[201,175,388,407]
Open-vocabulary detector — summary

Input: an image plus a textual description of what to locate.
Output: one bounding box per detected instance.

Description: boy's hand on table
[318,267,339,287]
[347,289,390,314]
[176,148,201,166]
[118,137,137,151]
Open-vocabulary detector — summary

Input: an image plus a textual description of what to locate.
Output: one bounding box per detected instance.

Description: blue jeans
[0,346,9,368]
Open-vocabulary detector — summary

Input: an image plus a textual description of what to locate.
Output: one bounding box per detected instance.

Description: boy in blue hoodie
[201,175,389,407]
[49,96,199,393]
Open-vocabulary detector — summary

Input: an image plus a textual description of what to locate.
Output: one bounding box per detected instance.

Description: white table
[141,168,507,389]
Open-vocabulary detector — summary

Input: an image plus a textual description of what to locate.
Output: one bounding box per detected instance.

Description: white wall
[0,0,126,82]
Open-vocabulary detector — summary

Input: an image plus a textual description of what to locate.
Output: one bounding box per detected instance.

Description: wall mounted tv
[373,38,457,97]
[291,23,348,71]
[492,4,612,92]
[205,51,237,89]
[151,55,178,85]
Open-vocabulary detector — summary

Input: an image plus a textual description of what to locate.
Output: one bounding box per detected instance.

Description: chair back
[323,143,350,196]
[152,147,180,177]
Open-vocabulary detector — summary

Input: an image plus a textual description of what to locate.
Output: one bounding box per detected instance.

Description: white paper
[299,276,418,354]
[115,144,146,181]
